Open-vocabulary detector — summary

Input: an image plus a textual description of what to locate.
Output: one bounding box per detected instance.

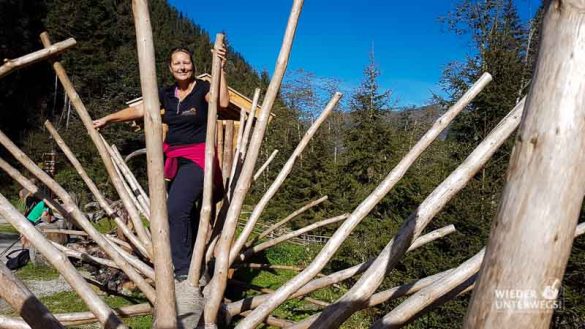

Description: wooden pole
[248,195,328,247]
[299,98,525,329]
[205,1,304,325]
[239,88,261,158]
[238,214,348,262]
[187,33,225,286]
[0,194,126,329]
[0,38,76,79]
[253,149,278,181]
[0,262,64,329]
[0,129,156,303]
[465,2,585,328]
[236,73,493,329]
[38,32,153,254]
[230,92,341,265]
[222,120,235,186]
[44,121,150,258]
[109,143,151,216]
[130,1,177,326]
[217,120,225,168]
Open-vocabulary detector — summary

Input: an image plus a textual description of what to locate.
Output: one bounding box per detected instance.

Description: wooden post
[130,1,177,327]
[0,194,126,329]
[205,1,304,326]
[229,92,341,265]
[465,3,585,327]
[44,121,150,258]
[236,74,493,329]
[222,120,235,186]
[0,262,64,329]
[39,32,153,255]
[0,38,76,79]
[239,88,261,158]
[217,120,225,168]
[188,33,225,286]
[297,98,525,329]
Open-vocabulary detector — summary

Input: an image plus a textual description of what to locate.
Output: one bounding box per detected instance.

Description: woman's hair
[168,47,194,66]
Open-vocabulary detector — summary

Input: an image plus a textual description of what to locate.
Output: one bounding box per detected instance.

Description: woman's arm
[93,103,144,129]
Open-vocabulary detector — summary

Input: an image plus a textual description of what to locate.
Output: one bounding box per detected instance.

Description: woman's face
[169,51,194,82]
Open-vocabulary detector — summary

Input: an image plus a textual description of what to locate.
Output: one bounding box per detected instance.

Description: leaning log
[39,32,153,254]
[236,73,493,329]
[131,1,177,326]
[188,33,225,287]
[0,194,126,329]
[0,262,64,329]
[204,0,304,325]
[464,2,585,328]
[0,38,76,79]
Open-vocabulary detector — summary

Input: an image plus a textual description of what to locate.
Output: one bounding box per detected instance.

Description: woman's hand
[214,40,228,69]
[92,116,109,129]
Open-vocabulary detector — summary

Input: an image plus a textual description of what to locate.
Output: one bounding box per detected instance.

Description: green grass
[39,291,151,329]
[0,223,18,234]
[15,263,60,281]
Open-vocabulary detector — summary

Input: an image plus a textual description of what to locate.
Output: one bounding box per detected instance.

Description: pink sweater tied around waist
[163,143,224,200]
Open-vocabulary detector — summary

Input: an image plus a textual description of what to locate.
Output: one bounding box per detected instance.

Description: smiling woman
[92,41,230,280]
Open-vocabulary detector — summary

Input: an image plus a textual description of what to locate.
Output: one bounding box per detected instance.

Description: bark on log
[188,33,225,287]
[236,73,493,328]
[464,2,585,328]
[131,2,177,325]
[39,32,153,255]
[230,93,341,265]
[253,149,278,181]
[0,129,156,304]
[44,121,150,258]
[204,1,304,326]
[0,262,64,329]
[300,98,525,329]
[238,214,348,262]
[0,38,76,79]
[0,194,126,329]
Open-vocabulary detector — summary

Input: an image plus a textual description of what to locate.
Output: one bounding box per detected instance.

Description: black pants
[167,159,204,276]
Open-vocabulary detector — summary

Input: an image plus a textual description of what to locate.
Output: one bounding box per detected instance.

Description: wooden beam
[464,2,585,327]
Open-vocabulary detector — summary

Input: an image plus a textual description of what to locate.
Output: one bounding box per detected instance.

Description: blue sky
[167,0,538,107]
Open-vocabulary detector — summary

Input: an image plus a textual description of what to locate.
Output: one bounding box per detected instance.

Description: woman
[93,42,230,279]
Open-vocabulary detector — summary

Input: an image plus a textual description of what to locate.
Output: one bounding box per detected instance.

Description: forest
[0,0,584,327]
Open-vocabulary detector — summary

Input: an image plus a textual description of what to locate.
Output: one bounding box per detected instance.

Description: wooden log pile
[0,1,583,328]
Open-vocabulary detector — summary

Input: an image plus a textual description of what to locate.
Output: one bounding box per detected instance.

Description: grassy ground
[0,224,18,234]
